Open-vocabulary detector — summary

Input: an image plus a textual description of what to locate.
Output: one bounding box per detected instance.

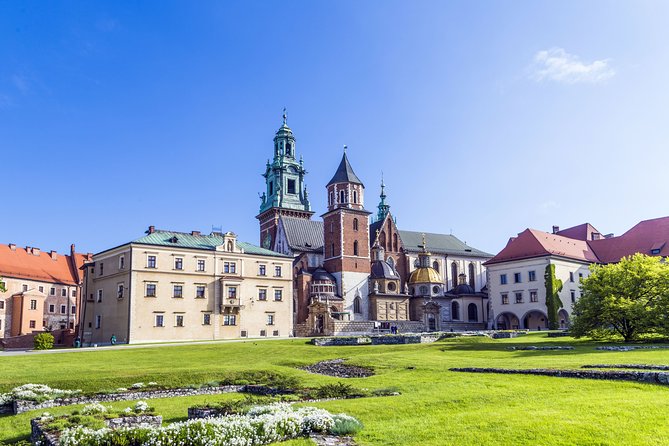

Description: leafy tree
[544,264,563,330]
[571,254,669,342]
[34,332,55,350]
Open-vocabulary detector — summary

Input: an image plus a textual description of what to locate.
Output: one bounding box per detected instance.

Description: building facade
[0,243,89,338]
[81,228,293,345]
[486,218,669,330]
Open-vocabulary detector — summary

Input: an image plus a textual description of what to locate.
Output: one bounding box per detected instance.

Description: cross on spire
[282,107,287,125]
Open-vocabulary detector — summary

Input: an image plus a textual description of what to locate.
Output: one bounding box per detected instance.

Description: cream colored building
[81,227,293,345]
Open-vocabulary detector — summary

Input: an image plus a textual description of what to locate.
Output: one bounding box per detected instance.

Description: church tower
[257,110,313,249]
[323,149,372,320]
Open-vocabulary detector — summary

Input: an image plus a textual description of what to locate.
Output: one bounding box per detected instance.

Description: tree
[544,264,563,330]
[34,332,55,350]
[571,254,669,342]
[0,278,5,293]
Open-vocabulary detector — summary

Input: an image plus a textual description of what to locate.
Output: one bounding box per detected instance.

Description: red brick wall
[0,329,76,350]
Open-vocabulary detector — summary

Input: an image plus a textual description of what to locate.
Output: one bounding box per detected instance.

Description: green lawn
[1,333,669,445]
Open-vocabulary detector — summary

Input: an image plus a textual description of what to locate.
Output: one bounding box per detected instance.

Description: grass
[1,333,669,445]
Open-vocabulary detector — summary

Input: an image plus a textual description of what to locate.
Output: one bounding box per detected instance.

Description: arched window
[451,262,458,287]
[353,218,359,231]
[468,303,478,322]
[393,233,398,251]
[353,190,358,203]
[432,261,440,272]
[451,301,460,320]
[286,142,292,156]
[420,285,428,295]
[329,191,334,206]
[353,296,361,314]
[468,263,476,289]
[227,241,233,252]
[331,243,335,257]
[379,231,386,249]
[339,190,345,203]
[353,240,359,256]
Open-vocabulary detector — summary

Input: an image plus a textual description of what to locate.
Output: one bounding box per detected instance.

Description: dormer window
[169,236,178,243]
[651,249,661,255]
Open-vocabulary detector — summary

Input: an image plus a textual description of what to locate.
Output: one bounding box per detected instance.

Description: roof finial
[343,144,347,154]
[420,233,428,252]
[282,107,287,125]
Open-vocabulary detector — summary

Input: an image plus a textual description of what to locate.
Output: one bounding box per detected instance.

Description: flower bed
[56,403,362,446]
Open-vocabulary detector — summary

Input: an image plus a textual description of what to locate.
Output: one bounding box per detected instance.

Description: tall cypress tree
[544,264,563,330]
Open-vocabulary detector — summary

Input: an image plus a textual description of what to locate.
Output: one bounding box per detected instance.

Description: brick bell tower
[323,148,372,321]
[257,109,314,249]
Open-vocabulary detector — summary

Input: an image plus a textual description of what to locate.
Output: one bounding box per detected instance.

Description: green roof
[398,230,493,258]
[132,231,291,258]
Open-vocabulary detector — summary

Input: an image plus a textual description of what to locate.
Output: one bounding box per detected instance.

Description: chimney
[87,253,94,260]
[591,232,601,241]
[9,243,16,251]
[25,246,32,254]
[191,231,201,236]
[50,250,58,260]
[148,225,156,234]
[552,226,560,234]
[70,244,76,255]
[31,247,40,256]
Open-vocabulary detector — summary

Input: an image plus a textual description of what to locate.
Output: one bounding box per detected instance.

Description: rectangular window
[60,304,66,314]
[258,289,267,301]
[197,259,206,271]
[275,266,282,277]
[274,289,283,301]
[501,293,509,305]
[0,300,4,309]
[569,272,575,282]
[174,258,183,270]
[72,289,77,297]
[146,283,156,297]
[50,287,56,296]
[119,255,125,269]
[22,284,28,292]
[117,284,124,299]
[514,273,521,283]
[61,288,67,297]
[147,255,157,268]
[95,315,101,329]
[267,314,275,325]
[29,320,36,329]
[223,314,236,326]
[528,271,536,282]
[203,313,211,325]
[287,179,296,194]
[99,263,104,276]
[571,290,576,303]
[38,286,44,293]
[155,314,164,327]
[196,285,206,298]
[175,315,184,327]
[500,274,507,285]
[231,263,236,274]
[97,289,103,302]
[515,292,523,304]
[530,290,538,303]
[173,285,183,298]
[273,330,279,337]
[71,305,76,314]
[30,299,37,310]
[241,330,247,337]
[260,329,267,337]
[49,304,55,313]
[578,273,583,280]
[228,287,237,299]
[224,262,231,274]
[259,265,266,276]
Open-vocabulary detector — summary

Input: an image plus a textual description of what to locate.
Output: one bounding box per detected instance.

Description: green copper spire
[376,173,390,222]
[259,109,311,214]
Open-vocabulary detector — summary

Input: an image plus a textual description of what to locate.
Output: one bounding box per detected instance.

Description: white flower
[130,382,145,389]
[134,401,150,412]
[147,382,158,386]
[80,403,108,415]
[116,388,128,392]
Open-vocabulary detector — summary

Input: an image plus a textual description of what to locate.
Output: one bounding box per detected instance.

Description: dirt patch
[301,359,374,378]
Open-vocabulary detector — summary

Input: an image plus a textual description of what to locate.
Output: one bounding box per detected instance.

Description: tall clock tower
[257,110,313,249]
[323,150,372,320]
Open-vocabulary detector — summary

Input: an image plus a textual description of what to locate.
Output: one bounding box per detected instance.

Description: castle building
[0,243,90,339]
[80,227,293,345]
[485,217,669,330]
[258,114,492,335]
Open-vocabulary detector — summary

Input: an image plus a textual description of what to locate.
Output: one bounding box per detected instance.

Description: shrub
[314,382,362,399]
[330,413,364,436]
[80,403,108,415]
[33,333,55,350]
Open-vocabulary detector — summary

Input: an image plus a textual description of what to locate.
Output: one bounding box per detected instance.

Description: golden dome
[408,267,442,284]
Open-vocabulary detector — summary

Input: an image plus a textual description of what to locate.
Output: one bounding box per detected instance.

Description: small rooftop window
[169,236,179,243]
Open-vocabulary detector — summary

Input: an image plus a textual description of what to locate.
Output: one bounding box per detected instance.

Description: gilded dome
[408,267,442,284]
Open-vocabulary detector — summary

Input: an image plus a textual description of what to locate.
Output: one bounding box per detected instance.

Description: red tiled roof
[589,216,669,263]
[0,244,88,285]
[557,223,602,241]
[486,216,669,266]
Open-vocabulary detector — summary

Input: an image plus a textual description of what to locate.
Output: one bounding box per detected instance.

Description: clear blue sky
[1,1,668,255]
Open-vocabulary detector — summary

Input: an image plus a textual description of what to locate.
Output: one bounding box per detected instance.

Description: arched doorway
[495,312,520,330]
[522,310,548,330]
[467,303,478,322]
[558,309,570,329]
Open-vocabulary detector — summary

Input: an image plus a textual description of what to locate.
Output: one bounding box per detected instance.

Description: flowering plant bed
[48,403,362,446]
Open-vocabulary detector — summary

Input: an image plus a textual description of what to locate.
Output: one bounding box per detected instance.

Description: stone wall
[0,329,76,350]
[14,385,243,414]
[450,367,669,385]
[31,415,162,446]
[311,332,449,346]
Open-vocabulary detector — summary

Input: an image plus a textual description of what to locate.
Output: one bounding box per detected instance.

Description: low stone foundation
[14,385,243,414]
[596,345,669,352]
[450,367,669,385]
[582,364,669,371]
[312,332,450,346]
[507,346,574,351]
[31,415,163,446]
[301,359,374,378]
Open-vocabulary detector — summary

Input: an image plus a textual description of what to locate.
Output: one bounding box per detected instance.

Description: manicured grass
[1,333,669,445]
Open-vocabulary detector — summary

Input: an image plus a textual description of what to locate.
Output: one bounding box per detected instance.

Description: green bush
[330,414,363,436]
[313,382,363,399]
[33,333,55,350]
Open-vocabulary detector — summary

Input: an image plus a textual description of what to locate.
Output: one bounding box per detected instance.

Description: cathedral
[257,113,493,335]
